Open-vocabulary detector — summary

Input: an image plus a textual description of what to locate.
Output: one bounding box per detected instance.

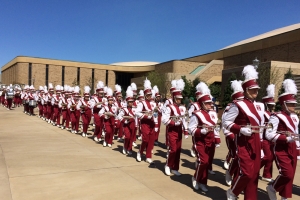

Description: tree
[86,77,95,94]
[221,73,237,108]
[181,75,194,98]
[147,71,168,97]
[209,83,221,101]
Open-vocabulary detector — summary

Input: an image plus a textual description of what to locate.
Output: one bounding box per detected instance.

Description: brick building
[2,23,300,104]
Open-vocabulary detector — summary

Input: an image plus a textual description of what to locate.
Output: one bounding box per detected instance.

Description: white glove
[124,120,129,124]
[240,127,251,136]
[105,115,109,119]
[154,127,158,132]
[175,121,182,126]
[200,128,208,135]
[215,144,220,148]
[184,135,189,139]
[147,115,152,119]
[261,149,265,159]
[286,136,295,143]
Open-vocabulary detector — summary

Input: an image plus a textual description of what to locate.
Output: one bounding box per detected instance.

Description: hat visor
[266,102,276,105]
[285,100,297,104]
[248,85,260,89]
[174,95,183,99]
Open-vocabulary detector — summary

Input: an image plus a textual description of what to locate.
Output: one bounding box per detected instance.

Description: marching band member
[260,84,276,182]
[5,84,14,110]
[266,79,299,200]
[14,86,22,107]
[69,86,81,134]
[0,86,6,106]
[99,87,118,147]
[188,88,204,158]
[114,84,125,141]
[137,90,145,141]
[21,85,29,113]
[28,85,36,116]
[223,65,264,200]
[223,80,244,186]
[42,86,48,120]
[78,86,92,137]
[162,79,188,176]
[188,82,217,192]
[131,82,139,147]
[136,79,158,164]
[117,86,136,155]
[90,81,105,142]
[47,83,54,124]
[153,85,163,145]
[51,85,61,127]
[59,85,71,130]
[37,86,44,118]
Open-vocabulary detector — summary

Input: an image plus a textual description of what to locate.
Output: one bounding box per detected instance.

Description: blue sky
[1,0,300,69]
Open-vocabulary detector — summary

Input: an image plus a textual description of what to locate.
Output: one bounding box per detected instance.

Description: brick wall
[107,70,115,88]
[198,64,223,82]
[48,64,62,86]
[173,60,202,73]
[94,69,106,84]
[32,63,46,88]
[65,66,77,86]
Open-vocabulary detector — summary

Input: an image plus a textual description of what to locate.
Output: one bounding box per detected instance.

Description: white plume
[176,79,185,91]
[266,84,275,97]
[242,65,258,80]
[97,81,104,89]
[64,85,69,91]
[171,80,177,88]
[104,86,108,93]
[231,80,244,93]
[126,86,133,98]
[44,86,47,90]
[55,85,61,90]
[69,87,74,92]
[49,83,53,89]
[196,82,210,95]
[153,85,159,94]
[60,86,64,91]
[131,82,137,90]
[44,88,48,93]
[106,87,113,96]
[74,86,80,93]
[39,86,43,90]
[151,89,156,99]
[144,78,152,90]
[115,84,121,93]
[283,79,297,95]
[139,90,144,96]
[84,86,91,94]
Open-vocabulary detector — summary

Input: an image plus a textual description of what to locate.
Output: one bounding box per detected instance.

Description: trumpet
[197,123,221,131]
[122,115,134,120]
[276,131,300,141]
[96,102,103,106]
[170,113,189,123]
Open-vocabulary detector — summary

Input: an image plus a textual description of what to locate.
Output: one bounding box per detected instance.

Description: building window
[92,69,95,93]
[28,63,32,85]
[77,67,80,85]
[45,64,49,86]
[62,66,65,86]
[105,70,108,85]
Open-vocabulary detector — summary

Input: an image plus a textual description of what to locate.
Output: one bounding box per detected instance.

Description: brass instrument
[141,110,154,118]
[104,112,116,118]
[197,123,221,131]
[122,115,134,120]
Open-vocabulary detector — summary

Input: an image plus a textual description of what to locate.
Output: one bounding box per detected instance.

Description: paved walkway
[0,106,299,200]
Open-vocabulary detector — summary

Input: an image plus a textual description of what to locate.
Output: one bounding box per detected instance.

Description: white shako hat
[84,86,91,97]
[138,90,144,100]
[55,85,61,93]
[49,83,54,91]
[170,79,177,94]
[153,85,160,97]
[172,79,185,99]
[143,78,152,95]
[231,80,244,100]
[196,82,212,103]
[96,81,104,93]
[126,86,134,102]
[131,82,137,95]
[115,84,122,97]
[262,84,275,105]
[74,86,80,97]
[278,79,297,104]
[106,87,114,100]
[242,65,260,91]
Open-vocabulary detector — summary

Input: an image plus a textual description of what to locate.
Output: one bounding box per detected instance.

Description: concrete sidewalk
[0,106,299,200]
